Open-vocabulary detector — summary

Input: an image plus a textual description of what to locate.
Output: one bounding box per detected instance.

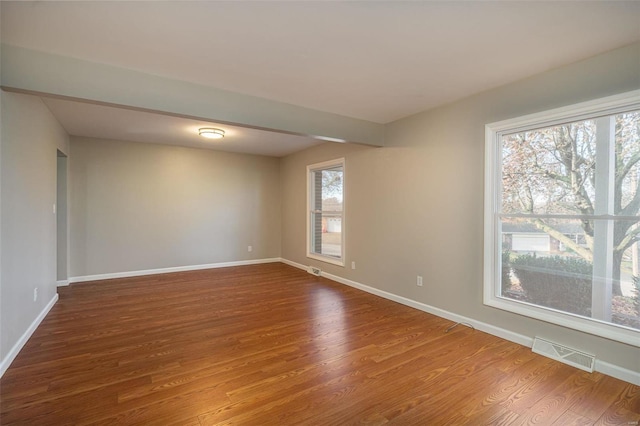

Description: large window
[307,158,345,266]
[484,91,640,346]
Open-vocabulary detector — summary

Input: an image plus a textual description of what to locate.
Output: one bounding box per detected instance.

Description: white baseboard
[56,280,69,287]
[281,258,639,386]
[69,258,282,284]
[595,360,640,386]
[0,293,59,378]
[280,258,308,270]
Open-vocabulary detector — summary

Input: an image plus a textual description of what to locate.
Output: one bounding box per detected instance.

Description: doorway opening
[56,150,68,285]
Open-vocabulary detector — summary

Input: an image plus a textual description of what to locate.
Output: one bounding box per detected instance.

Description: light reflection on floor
[309,286,350,377]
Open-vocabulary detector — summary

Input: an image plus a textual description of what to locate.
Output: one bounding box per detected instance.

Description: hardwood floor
[1,263,638,425]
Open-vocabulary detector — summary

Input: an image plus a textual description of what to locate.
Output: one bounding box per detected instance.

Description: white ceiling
[2,1,640,155]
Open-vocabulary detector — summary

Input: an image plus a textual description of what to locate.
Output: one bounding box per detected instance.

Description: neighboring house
[322,197,343,233]
[502,222,587,255]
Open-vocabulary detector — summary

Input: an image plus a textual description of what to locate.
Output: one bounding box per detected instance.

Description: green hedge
[511,254,592,316]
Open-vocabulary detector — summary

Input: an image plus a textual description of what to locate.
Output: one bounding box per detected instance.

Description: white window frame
[484,90,640,347]
[306,158,345,266]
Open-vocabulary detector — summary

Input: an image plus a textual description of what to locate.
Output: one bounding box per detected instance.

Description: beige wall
[280,43,640,372]
[69,137,281,277]
[1,91,69,360]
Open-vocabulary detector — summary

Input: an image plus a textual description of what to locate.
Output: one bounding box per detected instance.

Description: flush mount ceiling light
[198,128,225,139]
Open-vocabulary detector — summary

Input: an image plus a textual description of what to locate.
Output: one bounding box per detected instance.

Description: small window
[307,158,345,266]
[485,90,640,346]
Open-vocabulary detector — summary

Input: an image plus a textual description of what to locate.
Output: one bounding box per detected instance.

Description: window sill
[306,253,345,267]
[484,293,640,348]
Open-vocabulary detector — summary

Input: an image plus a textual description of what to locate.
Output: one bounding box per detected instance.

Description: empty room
[1,1,639,424]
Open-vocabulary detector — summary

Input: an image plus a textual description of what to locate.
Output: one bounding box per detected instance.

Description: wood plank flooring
[1,263,638,425]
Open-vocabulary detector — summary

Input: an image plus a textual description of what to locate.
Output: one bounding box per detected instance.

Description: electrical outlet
[248,245,253,252]
[33,287,38,302]
[351,261,356,270]
[417,276,423,287]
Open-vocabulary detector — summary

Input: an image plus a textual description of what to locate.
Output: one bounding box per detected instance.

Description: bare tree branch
[616,225,640,254]
[616,151,640,188]
[620,183,640,217]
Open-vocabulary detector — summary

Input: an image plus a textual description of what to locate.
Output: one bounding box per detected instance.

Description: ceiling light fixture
[199,128,225,139]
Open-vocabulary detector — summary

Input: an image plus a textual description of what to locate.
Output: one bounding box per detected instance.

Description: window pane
[501,119,596,215]
[318,168,343,258]
[616,111,640,216]
[501,217,640,328]
[321,169,343,205]
[313,211,342,258]
[611,220,640,330]
[501,218,594,317]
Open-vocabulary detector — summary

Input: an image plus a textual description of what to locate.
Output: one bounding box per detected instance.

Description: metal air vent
[307,266,322,276]
[532,337,595,372]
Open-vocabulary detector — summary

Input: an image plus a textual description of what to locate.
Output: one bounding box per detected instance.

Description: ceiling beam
[1,44,384,146]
